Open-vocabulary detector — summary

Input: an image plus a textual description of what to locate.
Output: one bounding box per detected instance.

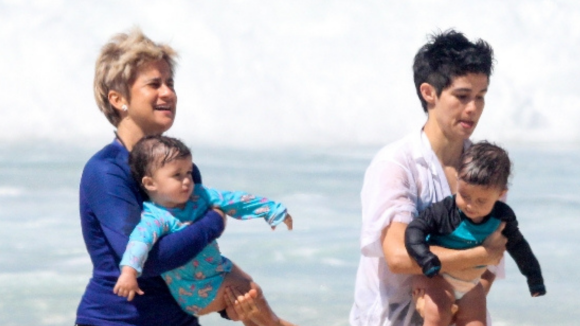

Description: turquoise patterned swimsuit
[120,185,287,315]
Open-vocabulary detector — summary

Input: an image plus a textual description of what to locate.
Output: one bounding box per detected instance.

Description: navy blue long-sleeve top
[75,139,225,326]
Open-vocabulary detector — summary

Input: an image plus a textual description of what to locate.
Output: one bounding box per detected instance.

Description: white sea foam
[1,1,580,148]
[321,257,348,266]
[0,186,22,197]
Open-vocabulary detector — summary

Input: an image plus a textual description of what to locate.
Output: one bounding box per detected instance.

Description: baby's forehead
[458,180,503,194]
[165,154,193,165]
[151,153,192,169]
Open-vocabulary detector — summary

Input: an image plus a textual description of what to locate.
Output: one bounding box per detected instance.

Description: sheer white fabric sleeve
[360,156,418,257]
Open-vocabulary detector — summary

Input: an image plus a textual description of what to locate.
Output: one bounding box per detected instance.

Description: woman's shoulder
[370,133,418,166]
[82,140,129,181]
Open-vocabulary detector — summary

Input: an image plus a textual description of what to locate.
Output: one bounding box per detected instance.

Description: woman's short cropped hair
[94,28,178,126]
[413,29,494,113]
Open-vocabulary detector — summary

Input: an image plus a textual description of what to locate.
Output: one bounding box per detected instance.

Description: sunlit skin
[422,73,490,195]
[142,157,194,209]
[114,156,194,301]
[382,73,506,277]
[109,59,178,151]
[455,179,507,224]
[383,73,507,326]
[127,60,177,134]
[444,178,507,282]
[412,179,507,326]
[423,73,489,144]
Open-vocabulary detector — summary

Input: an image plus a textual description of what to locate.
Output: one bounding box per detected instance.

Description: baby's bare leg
[454,283,486,326]
[198,263,285,326]
[196,263,258,325]
[412,275,456,326]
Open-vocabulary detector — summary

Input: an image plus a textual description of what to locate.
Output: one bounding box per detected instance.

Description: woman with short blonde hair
[75,28,225,326]
[93,28,177,127]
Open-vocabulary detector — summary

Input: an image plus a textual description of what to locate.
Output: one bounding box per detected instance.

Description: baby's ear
[142,176,156,192]
[499,188,508,199]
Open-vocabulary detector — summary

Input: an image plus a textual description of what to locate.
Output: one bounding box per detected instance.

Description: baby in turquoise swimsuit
[113,135,293,319]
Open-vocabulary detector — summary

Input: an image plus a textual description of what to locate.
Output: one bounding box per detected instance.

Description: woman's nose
[159,83,176,98]
[466,98,484,115]
[465,101,477,114]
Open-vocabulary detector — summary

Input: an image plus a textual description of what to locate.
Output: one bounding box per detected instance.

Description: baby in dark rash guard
[405,141,546,326]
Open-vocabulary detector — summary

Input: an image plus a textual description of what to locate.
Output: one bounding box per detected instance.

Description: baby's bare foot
[412,288,426,318]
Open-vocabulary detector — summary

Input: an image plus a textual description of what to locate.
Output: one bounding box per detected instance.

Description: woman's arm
[142,209,224,276]
[83,158,225,277]
[382,221,507,275]
[362,152,506,275]
[382,222,422,274]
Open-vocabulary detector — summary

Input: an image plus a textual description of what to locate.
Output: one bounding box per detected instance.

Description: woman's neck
[423,124,465,169]
[115,122,146,152]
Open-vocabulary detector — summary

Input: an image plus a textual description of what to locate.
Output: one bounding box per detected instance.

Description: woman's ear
[419,83,437,106]
[142,176,156,192]
[108,90,127,112]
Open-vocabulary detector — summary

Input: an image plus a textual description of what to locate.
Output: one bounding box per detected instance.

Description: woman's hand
[224,285,297,326]
[482,222,507,265]
[224,286,262,321]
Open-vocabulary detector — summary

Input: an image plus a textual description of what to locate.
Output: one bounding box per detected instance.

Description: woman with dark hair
[350,30,508,326]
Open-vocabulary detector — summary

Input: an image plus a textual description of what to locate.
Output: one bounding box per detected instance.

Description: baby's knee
[249,280,264,297]
[422,294,454,321]
[418,279,456,325]
[223,270,254,293]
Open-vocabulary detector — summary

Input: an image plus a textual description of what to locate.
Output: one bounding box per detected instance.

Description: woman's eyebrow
[452,87,488,94]
[144,76,174,83]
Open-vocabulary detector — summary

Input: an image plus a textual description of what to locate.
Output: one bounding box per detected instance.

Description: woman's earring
[121,104,128,112]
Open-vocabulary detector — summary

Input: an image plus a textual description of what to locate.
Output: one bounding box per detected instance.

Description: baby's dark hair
[458,141,511,190]
[413,29,495,112]
[129,135,191,191]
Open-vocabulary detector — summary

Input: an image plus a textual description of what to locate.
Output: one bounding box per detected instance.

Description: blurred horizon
[2,0,580,149]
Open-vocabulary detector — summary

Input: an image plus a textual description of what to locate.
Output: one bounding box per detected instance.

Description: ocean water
[2,2,580,325]
[0,141,578,326]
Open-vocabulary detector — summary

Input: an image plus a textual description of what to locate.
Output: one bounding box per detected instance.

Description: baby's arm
[113,266,144,301]
[501,207,546,296]
[405,208,442,277]
[114,210,174,300]
[201,186,291,230]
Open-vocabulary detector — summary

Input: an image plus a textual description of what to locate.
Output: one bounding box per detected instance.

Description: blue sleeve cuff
[120,241,151,276]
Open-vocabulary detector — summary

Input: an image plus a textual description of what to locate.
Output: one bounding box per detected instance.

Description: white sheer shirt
[349,130,503,326]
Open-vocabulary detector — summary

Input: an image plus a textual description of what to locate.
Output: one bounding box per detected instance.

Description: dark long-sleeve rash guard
[405,195,546,297]
[75,140,225,326]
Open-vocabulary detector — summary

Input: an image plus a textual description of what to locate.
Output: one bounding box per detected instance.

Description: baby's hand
[272,213,293,231]
[531,285,546,297]
[113,266,144,301]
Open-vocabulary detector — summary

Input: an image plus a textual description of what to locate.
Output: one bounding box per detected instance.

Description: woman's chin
[148,121,174,135]
[457,128,475,140]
